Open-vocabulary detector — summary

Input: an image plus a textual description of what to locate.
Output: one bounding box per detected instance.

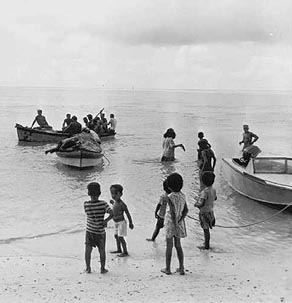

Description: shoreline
[1,224,291,303]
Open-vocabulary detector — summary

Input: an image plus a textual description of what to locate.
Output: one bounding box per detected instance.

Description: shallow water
[1,87,292,258]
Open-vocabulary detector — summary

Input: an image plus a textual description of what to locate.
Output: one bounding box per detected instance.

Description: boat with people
[15,123,116,143]
[15,123,69,143]
[46,128,104,168]
[222,155,292,210]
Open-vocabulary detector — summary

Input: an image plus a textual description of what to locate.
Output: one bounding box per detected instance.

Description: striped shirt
[84,200,112,234]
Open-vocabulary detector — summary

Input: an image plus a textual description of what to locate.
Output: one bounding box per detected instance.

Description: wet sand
[1,222,291,303]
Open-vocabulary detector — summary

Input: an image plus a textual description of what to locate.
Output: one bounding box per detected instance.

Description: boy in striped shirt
[84,182,113,274]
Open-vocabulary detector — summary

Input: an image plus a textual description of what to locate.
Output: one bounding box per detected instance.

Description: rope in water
[103,154,111,164]
[187,201,292,228]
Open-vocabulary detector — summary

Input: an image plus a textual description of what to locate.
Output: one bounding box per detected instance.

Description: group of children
[84,169,217,275]
[84,125,262,275]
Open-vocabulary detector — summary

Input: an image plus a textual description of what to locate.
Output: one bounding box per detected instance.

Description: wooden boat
[15,123,116,142]
[15,123,69,143]
[222,157,292,209]
[56,149,103,168]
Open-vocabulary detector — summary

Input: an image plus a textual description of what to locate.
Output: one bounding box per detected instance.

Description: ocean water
[1,87,292,258]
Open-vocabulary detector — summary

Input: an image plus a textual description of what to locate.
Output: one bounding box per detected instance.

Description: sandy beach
[1,220,291,303]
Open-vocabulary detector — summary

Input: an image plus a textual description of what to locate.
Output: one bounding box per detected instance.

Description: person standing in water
[197,132,211,164]
[161,128,185,162]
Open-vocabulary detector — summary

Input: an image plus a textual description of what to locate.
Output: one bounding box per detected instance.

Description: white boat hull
[56,150,103,168]
[222,158,292,207]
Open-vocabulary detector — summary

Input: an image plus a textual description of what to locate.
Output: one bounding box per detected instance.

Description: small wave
[0,226,83,245]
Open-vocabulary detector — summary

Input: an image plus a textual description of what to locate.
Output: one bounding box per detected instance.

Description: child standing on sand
[110,184,134,257]
[146,179,171,242]
[84,182,113,274]
[194,171,217,250]
[161,173,188,275]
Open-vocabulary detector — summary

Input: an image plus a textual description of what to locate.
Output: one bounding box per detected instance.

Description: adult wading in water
[199,140,216,190]
[161,128,185,162]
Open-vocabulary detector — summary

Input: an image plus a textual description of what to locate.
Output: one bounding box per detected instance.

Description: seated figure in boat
[108,114,117,132]
[239,124,259,150]
[83,116,89,128]
[63,115,82,136]
[92,117,102,135]
[100,113,108,133]
[45,137,81,154]
[31,109,52,129]
[233,145,262,167]
[62,113,73,130]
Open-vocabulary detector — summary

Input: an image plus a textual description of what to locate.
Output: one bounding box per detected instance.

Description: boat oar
[94,108,104,119]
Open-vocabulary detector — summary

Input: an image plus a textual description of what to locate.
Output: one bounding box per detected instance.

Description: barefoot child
[110,184,134,257]
[146,179,171,241]
[161,173,188,275]
[194,172,217,250]
[84,182,113,274]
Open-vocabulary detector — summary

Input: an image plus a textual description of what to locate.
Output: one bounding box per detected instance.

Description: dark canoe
[15,123,116,143]
[15,123,69,143]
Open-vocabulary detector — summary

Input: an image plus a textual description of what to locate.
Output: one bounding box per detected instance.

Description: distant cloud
[79,0,292,46]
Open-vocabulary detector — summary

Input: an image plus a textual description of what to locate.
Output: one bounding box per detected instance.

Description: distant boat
[56,149,103,168]
[15,123,116,143]
[222,157,292,210]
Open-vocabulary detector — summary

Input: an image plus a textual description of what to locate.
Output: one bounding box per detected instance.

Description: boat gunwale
[222,157,292,190]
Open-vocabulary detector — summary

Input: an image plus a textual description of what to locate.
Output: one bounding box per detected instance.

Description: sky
[1,0,292,90]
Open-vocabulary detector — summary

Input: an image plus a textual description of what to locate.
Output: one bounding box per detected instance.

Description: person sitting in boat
[31,109,52,129]
[92,117,102,135]
[239,124,259,150]
[233,145,262,167]
[100,113,108,133]
[83,116,89,127]
[63,115,82,136]
[87,114,96,129]
[62,113,73,130]
[45,137,81,154]
[197,132,211,164]
[108,114,117,132]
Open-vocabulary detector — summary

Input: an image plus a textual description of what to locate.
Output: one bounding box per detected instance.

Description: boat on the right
[222,156,292,210]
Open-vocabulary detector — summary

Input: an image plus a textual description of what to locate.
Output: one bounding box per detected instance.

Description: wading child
[146,179,171,242]
[110,184,134,257]
[84,182,113,274]
[194,171,217,250]
[161,128,185,162]
[161,173,188,275]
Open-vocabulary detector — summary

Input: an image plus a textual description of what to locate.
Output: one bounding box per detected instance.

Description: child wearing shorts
[84,182,113,274]
[110,184,134,257]
[194,171,217,250]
